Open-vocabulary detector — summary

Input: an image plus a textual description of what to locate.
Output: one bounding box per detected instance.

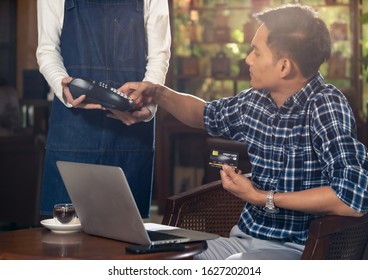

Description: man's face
[245,24,280,91]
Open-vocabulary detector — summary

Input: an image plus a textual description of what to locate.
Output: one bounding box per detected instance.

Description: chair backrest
[162,180,244,237]
[301,214,368,260]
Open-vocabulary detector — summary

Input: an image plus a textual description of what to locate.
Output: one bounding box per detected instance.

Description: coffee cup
[53,203,77,224]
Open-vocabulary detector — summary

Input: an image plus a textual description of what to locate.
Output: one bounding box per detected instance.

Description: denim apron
[40,0,154,218]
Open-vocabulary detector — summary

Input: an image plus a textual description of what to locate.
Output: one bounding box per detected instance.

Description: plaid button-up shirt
[204,73,368,244]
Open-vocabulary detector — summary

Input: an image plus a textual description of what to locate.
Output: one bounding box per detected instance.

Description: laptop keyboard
[147,230,184,241]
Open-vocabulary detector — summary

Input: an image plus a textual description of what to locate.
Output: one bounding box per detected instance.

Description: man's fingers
[222,164,237,177]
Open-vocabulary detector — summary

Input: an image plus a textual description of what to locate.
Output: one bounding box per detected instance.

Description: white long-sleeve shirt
[36,0,171,117]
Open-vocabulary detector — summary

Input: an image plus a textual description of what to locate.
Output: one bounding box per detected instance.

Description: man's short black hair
[255,4,331,79]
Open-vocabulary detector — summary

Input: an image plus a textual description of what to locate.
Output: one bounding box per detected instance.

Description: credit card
[208,149,239,170]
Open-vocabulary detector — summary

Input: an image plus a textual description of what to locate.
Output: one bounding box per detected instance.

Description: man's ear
[279,58,292,78]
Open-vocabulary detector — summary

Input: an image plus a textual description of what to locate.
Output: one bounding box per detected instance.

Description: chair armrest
[162,180,244,237]
[301,214,368,260]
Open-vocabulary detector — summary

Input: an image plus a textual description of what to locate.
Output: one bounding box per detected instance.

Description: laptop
[56,161,219,245]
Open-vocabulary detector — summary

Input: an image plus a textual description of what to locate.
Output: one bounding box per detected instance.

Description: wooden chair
[162,179,368,260]
[301,214,368,259]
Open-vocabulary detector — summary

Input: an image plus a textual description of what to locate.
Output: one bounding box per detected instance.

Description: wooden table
[0,227,207,260]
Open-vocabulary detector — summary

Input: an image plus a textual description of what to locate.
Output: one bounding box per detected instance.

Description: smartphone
[125,243,186,254]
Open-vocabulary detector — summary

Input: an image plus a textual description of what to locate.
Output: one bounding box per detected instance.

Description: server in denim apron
[36,0,171,218]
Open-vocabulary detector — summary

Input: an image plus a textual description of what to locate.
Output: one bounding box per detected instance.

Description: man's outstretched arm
[120,81,206,129]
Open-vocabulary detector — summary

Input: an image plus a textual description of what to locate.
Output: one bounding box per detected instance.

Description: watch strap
[263,190,279,213]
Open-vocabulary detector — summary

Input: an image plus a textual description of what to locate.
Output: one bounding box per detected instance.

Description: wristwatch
[263,190,279,214]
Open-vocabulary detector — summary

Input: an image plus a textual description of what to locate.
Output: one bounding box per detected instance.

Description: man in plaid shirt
[110,4,368,260]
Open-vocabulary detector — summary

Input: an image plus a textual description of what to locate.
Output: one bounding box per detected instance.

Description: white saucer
[40,218,82,234]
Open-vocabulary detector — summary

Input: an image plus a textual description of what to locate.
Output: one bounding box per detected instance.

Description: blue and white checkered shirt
[204,73,368,244]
